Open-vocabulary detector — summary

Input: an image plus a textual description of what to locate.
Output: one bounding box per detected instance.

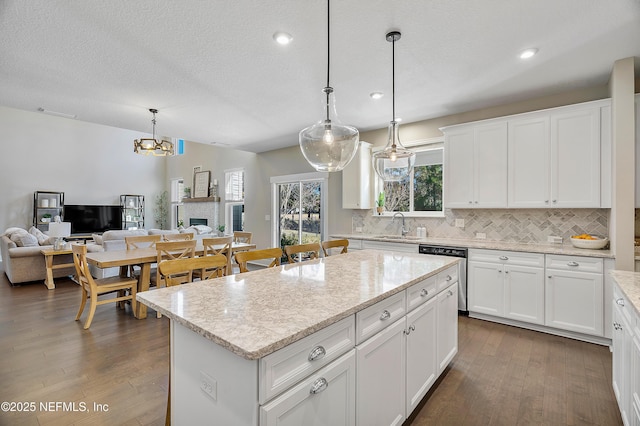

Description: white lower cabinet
[545,255,603,336]
[612,284,636,426]
[437,282,458,372]
[468,249,544,324]
[406,296,438,415]
[356,268,459,426]
[260,350,356,426]
[356,318,407,426]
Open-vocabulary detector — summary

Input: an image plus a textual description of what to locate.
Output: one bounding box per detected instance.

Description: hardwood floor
[0,270,622,425]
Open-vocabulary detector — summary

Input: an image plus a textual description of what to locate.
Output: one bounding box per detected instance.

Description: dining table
[85,241,256,319]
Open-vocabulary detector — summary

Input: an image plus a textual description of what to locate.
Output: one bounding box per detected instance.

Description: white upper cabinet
[444,122,508,208]
[443,99,611,209]
[508,113,550,208]
[342,142,373,209]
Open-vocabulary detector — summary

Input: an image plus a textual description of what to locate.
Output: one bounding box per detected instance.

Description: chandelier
[134,108,174,156]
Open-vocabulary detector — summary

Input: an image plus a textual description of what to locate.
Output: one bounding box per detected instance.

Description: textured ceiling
[1,0,639,153]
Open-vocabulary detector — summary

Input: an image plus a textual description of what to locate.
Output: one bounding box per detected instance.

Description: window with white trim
[225,169,244,231]
[375,140,444,217]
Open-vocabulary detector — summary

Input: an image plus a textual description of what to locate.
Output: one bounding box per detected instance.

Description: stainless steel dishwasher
[418,244,468,313]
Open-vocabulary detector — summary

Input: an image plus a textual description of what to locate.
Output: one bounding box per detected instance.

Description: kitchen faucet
[392,212,408,237]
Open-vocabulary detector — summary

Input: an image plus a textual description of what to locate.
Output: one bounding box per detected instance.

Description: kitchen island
[137,249,461,425]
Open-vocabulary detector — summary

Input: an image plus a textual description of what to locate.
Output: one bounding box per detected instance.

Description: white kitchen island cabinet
[137,250,460,426]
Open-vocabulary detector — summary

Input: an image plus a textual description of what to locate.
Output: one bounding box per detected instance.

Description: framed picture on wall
[194,171,210,198]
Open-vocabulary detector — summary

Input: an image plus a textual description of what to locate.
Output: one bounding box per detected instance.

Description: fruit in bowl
[570,234,608,249]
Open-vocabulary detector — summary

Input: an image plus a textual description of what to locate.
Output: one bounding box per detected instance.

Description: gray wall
[0,106,166,233]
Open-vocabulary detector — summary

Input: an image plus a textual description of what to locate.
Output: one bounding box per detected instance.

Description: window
[225,169,244,231]
[375,139,444,217]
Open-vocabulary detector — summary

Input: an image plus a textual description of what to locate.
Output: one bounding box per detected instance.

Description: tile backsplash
[351,208,609,244]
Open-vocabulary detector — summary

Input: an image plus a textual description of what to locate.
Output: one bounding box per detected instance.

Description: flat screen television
[64,205,122,234]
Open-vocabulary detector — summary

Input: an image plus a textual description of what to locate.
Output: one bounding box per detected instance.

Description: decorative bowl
[570,235,608,249]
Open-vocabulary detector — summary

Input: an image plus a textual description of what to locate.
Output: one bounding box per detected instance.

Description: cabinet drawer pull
[309,377,329,394]
[420,288,429,297]
[308,345,326,362]
[445,275,452,281]
[616,298,625,307]
[379,310,391,321]
[499,256,508,261]
[404,324,416,335]
[447,290,453,297]
[548,275,552,279]
[567,261,579,267]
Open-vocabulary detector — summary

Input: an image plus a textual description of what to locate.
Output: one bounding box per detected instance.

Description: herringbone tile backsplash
[351,209,610,244]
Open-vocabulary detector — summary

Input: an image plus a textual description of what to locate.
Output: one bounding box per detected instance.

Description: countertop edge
[333,234,615,258]
[137,255,461,360]
[609,270,640,319]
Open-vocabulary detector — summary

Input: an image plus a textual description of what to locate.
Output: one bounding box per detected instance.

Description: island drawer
[546,254,603,273]
[356,291,406,344]
[436,265,459,291]
[407,275,437,312]
[259,315,355,404]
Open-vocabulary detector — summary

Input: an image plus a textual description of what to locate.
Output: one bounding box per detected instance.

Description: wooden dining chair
[200,236,233,276]
[163,232,194,241]
[285,242,321,263]
[321,239,349,257]
[233,231,253,244]
[155,240,197,317]
[125,234,162,279]
[158,255,228,287]
[72,244,138,330]
[234,247,282,273]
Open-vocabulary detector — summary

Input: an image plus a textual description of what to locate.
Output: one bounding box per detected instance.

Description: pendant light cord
[391,35,395,124]
[324,0,331,122]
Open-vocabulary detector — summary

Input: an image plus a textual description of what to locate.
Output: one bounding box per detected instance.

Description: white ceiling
[1,0,639,153]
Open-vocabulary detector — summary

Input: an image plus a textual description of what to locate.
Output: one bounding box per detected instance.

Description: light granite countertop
[609,270,640,318]
[136,249,460,360]
[333,234,615,259]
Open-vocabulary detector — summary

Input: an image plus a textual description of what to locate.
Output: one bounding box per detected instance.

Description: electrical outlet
[476,232,486,239]
[547,236,563,244]
[265,214,270,221]
[455,219,465,228]
[200,371,217,401]
[355,226,363,233]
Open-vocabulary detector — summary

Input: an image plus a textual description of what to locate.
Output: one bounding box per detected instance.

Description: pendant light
[299,0,359,172]
[372,31,415,181]
[134,108,174,156]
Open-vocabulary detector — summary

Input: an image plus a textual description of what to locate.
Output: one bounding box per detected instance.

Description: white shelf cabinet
[342,142,373,209]
[612,283,635,426]
[444,122,507,208]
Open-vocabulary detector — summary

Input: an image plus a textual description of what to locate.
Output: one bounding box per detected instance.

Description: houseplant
[376,192,385,215]
[217,225,225,236]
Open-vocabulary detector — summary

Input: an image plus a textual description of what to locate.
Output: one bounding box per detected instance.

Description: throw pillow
[10,232,38,247]
[92,234,103,245]
[3,227,27,238]
[28,226,49,245]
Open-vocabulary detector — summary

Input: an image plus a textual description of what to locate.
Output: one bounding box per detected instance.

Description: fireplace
[190,218,208,226]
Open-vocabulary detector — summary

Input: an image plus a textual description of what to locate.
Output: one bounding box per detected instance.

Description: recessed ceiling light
[519,48,538,59]
[273,32,293,45]
[395,117,402,123]
[370,92,384,100]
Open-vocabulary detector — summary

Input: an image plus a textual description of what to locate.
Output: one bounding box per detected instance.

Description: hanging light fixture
[372,31,415,181]
[298,0,359,172]
[133,108,174,156]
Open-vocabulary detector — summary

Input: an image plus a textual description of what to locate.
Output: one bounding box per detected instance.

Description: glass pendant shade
[372,120,415,181]
[299,87,359,172]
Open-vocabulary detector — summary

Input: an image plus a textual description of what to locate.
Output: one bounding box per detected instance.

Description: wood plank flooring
[0,271,622,425]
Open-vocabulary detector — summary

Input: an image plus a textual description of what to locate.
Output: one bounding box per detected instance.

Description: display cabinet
[120,194,144,230]
[33,191,64,232]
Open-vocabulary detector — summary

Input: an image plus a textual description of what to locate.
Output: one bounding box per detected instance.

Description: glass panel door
[277,181,323,248]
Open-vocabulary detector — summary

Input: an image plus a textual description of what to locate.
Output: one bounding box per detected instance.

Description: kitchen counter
[333,233,615,258]
[136,249,460,360]
[610,270,640,318]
